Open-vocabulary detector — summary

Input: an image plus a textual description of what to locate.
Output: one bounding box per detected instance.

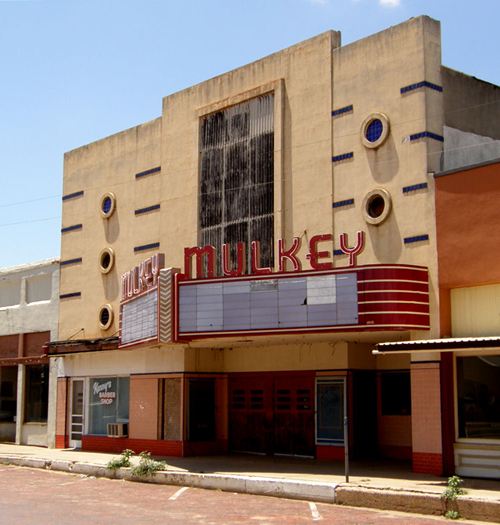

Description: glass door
[69,379,84,448]
[316,378,345,445]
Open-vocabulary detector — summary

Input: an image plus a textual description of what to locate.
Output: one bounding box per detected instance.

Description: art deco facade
[50,16,500,477]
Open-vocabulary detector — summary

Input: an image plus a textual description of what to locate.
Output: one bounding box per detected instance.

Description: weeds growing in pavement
[442,475,466,520]
[130,451,166,478]
[106,449,135,470]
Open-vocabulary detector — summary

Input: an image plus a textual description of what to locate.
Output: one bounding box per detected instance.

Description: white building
[0,259,59,446]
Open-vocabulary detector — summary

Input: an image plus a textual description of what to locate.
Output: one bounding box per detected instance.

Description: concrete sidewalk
[0,443,499,522]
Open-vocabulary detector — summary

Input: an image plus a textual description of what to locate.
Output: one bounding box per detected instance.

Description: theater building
[0,259,59,447]
[49,16,500,476]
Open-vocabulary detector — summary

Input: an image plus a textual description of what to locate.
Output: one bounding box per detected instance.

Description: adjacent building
[376,157,500,479]
[49,16,500,477]
[0,259,59,446]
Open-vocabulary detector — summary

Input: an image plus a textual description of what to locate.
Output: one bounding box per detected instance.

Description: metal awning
[45,336,119,356]
[373,336,500,355]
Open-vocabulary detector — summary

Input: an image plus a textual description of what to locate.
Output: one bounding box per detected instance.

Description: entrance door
[188,378,216,441]
[229,373,315,457]
[273,374,315,457]
[69,379,84,448]
[352,371,378,459]
[229,375,273,454]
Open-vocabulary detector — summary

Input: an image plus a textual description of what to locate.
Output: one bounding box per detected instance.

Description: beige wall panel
[129,377,158,440]
[221,341,348,372]
[160,32,339,272]
[60,118,161,339]
[57,346,186,377]
[375,353,411,370]
[132,211,161,248]
[347,343,376,369]
[332,16,442,338]
[451,284,500,337]
[61,197,86,230]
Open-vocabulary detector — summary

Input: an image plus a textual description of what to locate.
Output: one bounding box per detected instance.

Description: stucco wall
[60,117,162,340]
[332,15,442,340]
[442,66,500,139]
[0,259,59,340]
[442,127,500,171]
[0,260,59,447]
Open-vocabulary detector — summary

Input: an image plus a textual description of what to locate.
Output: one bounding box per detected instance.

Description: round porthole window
[100,192,116,218]
[362,189,392,225]
[98,247,115,274]
[98,304,113,330]
[361,113,390,149]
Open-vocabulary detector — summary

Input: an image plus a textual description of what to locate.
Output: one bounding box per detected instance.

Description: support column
[46,358,59,448]
[55,377,68,448]
[15,364,25,445]
[410,358,443,475]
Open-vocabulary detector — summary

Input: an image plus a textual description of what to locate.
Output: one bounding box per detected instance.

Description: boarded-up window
[162,378,181,441]
[0,278,21,307]
[26,274,52,303]
[199,94,274,273]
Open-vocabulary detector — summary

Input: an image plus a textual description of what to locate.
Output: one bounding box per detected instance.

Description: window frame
[24,364,49,423]
[198,93,275,274]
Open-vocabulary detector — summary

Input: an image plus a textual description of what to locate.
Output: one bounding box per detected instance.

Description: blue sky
[1,0,499,268]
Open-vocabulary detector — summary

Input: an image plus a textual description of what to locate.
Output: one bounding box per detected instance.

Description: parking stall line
[308,502,321,521]
[168,486,189,501]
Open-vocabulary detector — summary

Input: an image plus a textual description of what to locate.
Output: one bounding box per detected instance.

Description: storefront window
[316,379,344,444]
[0,366,17,422]
[88,377,129,435]
[24,365,49,422]
[457,356,500,439]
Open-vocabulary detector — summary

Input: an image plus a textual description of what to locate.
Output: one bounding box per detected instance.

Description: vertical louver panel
[200,94,274,273]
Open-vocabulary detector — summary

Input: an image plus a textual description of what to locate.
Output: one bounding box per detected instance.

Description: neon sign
[121,253,165,300]
[182,232,365,279]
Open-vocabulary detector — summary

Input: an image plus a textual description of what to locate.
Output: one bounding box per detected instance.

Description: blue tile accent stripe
[135,204,161,215]
[60,292,81,299]
[404,234,429,245]
[333,249,344,256]
[400,81,443,95]
[61,224,83,233]
[60,257,83,266]
[409,131,444,143]
[332,198,355,208]
[136,166,161,179]
[134,242,160,253]
[332,104,353,117]
[62,190,84,201]
[402,182,428,193]
[332,152,354,163]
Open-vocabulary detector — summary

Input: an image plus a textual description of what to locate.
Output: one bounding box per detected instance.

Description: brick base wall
[82,436,183,456]
[412,451,443,475]
[316,445,345,461]
[55,434,68,449]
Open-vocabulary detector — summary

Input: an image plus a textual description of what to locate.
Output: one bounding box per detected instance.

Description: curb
[335,485,500,523]
[1,454,499,522]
